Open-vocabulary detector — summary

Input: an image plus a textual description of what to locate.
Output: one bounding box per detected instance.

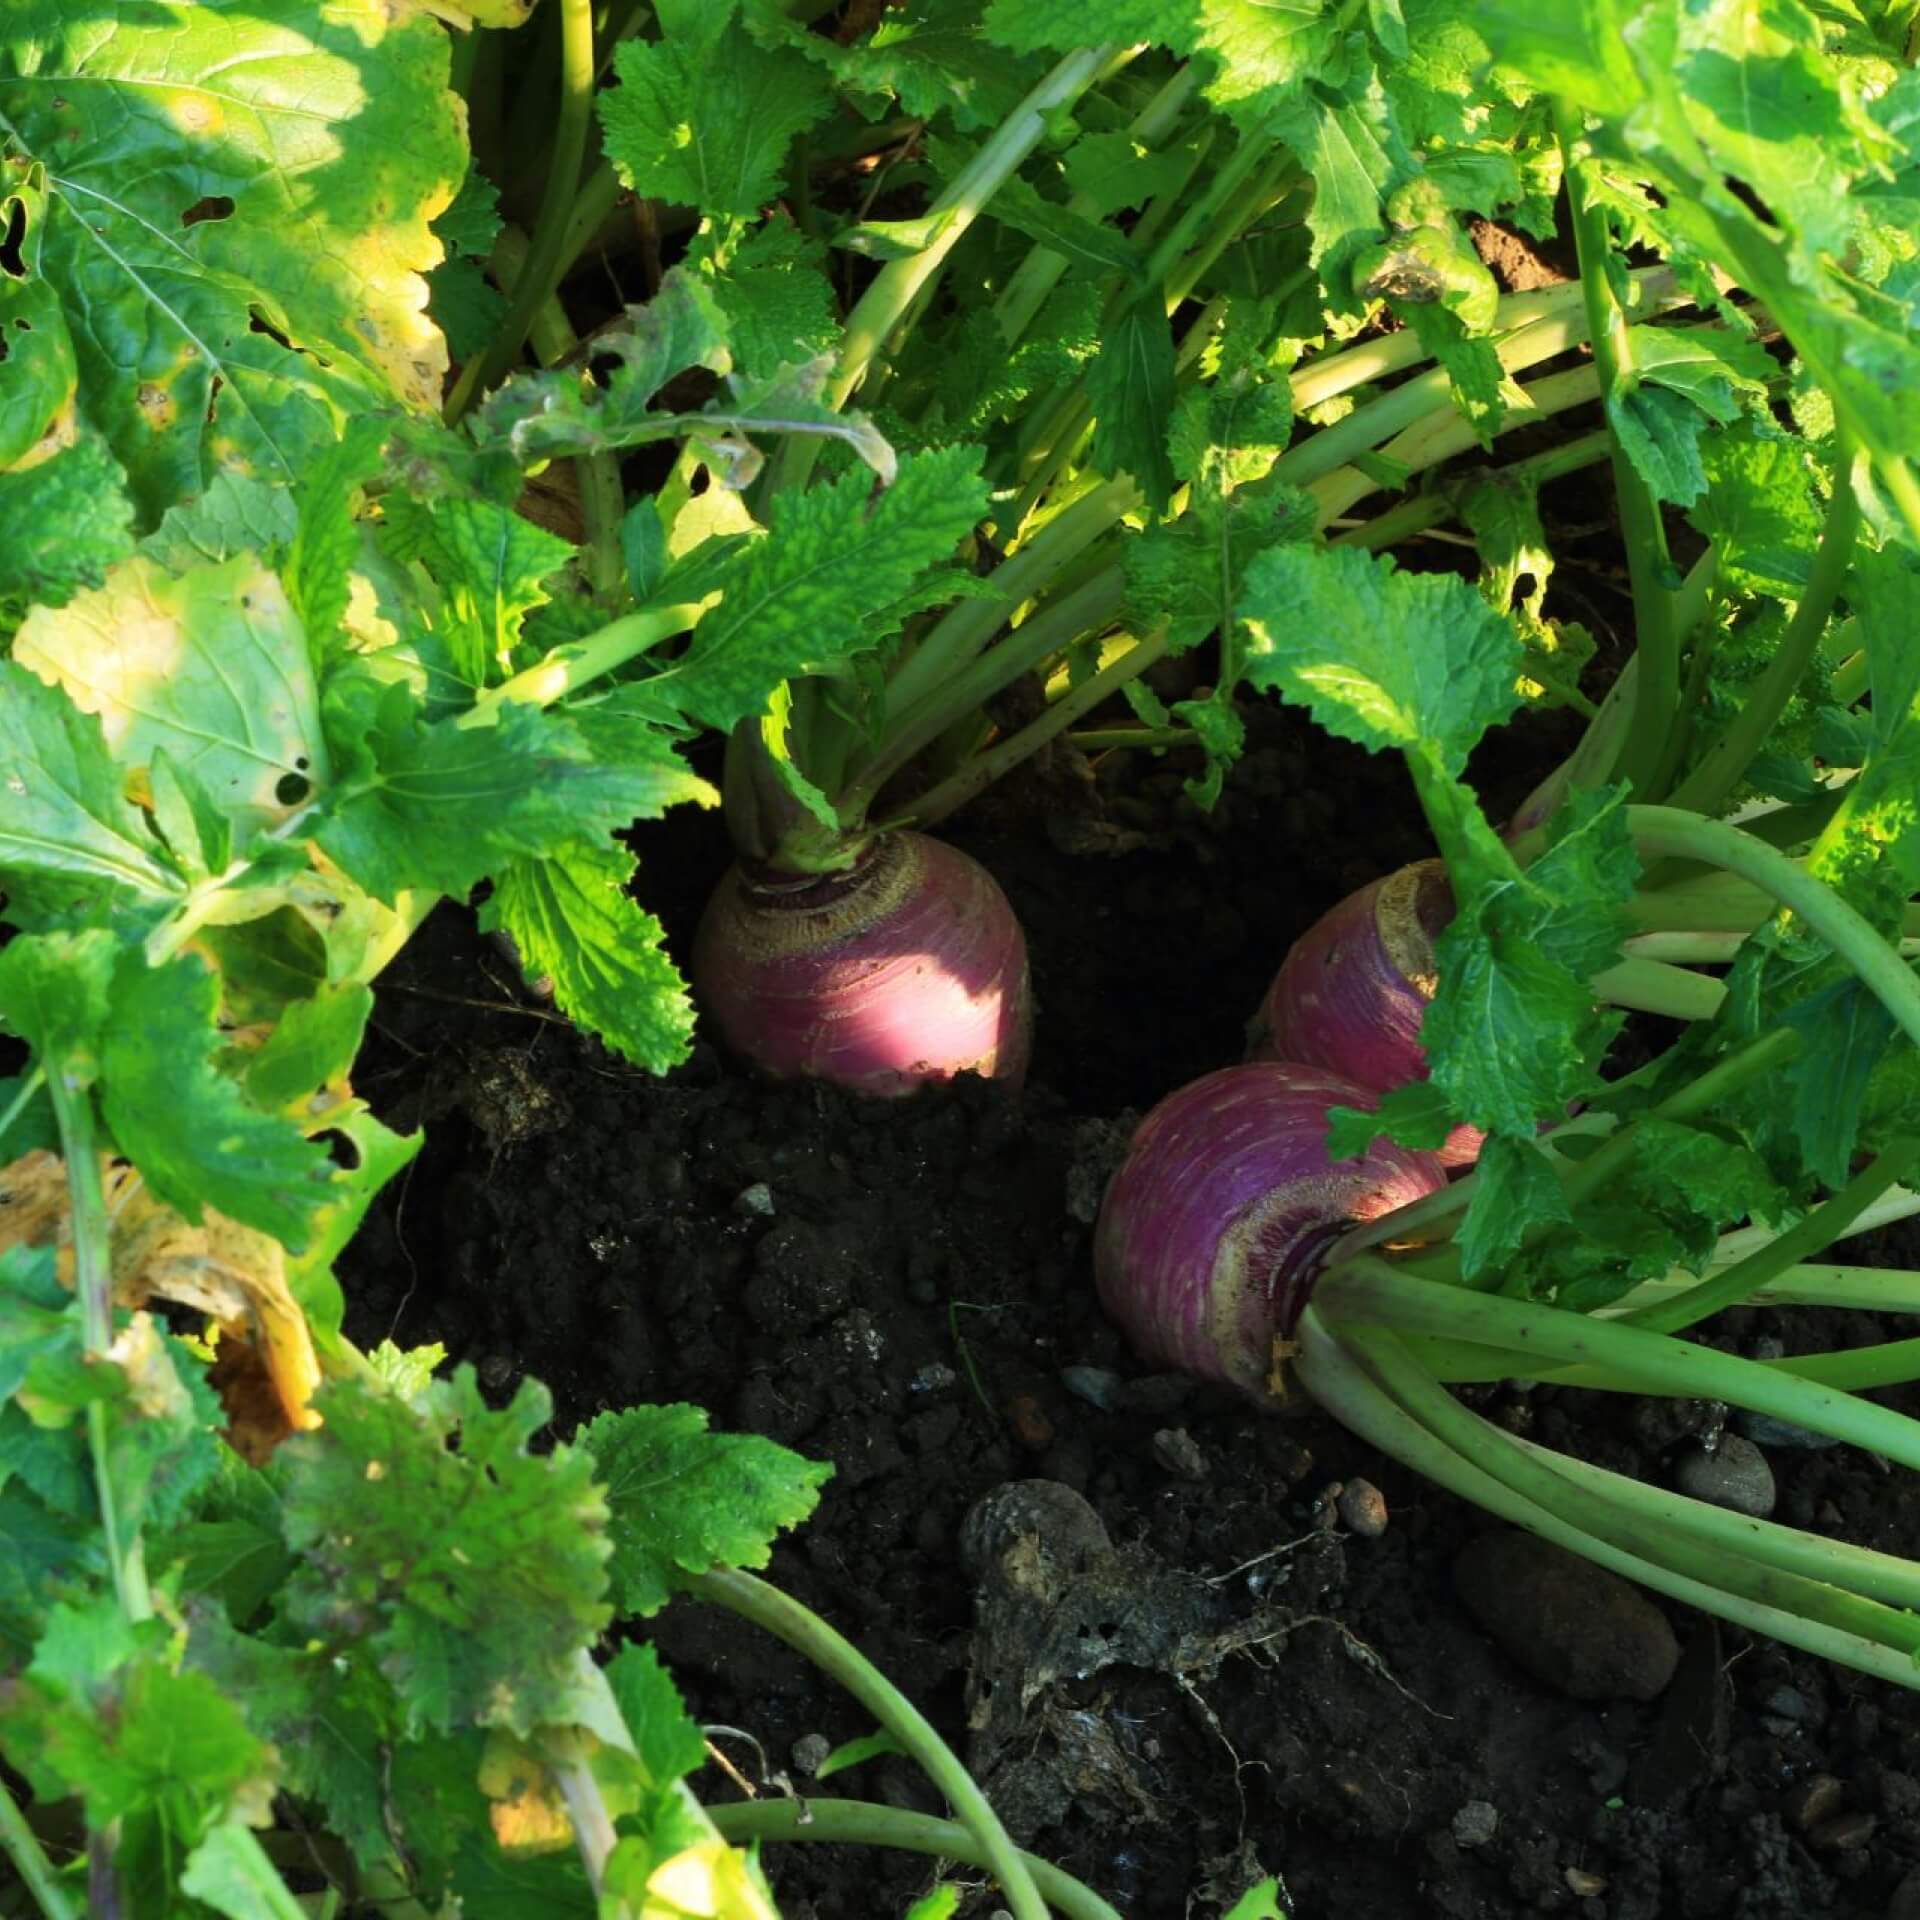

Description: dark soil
[340,665,1920,1920]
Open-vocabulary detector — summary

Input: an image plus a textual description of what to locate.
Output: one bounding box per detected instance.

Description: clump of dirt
[339,695,1920,1919]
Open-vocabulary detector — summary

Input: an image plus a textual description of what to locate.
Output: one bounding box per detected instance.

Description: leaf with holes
[0,2,466,529]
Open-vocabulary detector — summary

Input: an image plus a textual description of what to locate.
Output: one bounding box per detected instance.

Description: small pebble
[1008,1394,1054,1452]
[910,1362,958,1395]
[732,1182,776,1217]
[1565,1868,1608,1898]
[1734,1408,1839,1451]
[791,1734,832,1777]
[1061,1365,1125,1412]
[1451,1800,1499,1849]
[1453,1531,1680,1702]
[1786,1774,1846,1832]
[1763,1685,1814,1725]
[1337,1477,1389,1538]
[1809,1810,1876,1853]
[1151,1427,1208,1480]
[1674,1432,1776,1518]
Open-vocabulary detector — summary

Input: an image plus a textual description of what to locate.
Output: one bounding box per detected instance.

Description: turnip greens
[2,0,1920,1913]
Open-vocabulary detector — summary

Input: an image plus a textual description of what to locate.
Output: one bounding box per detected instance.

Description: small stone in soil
[1453,1531,1681,1702]
[1785,1774,1845,1831]
[1674,1432,1776,1518]
[1452,1800,1499,1848]
[732,1181,776,1217]
[909,1362,957,1394]
[1061,1364,1124,1411]
[790,1733,832,1777]
[1337,1477,1389,1537]
[1564,1868,1607,1897]
[1008,1393,1054,1452]
[1152,1427,1208,1479]
[1809,1810,1876,1853]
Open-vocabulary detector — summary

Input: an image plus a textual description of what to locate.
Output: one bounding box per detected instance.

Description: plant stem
[1619,1138,1920,1336]
[688,1570,1048,1920]
[1626,805,1920,1050]
[1586,955,1725,1020]
[1346,1322,1920,1652]
[460,601,713,724]
[706,1800,1123,1920]
[1664,448,1859,820]
[771,44,1117,498]
[841,568,1126,821]
[445,0,596,422]
[1557,103,1682,802]
[1293,1309,1920,1689]
[1331,430,1613,552]
[1320,1256,1920,1464]
[0,1064,46,1143]
[0,1779,77,1920]
[901,622,1173,830]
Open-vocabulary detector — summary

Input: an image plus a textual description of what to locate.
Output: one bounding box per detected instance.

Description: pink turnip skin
[693,830,1032,1097]
[1094,1063,1448,1395]
[1250,861,1483,1167]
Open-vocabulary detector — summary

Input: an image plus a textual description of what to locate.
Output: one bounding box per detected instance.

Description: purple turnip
[692,830,1031,1097]
[1093,1063,1448,1393]
[1249,861,1483,1167]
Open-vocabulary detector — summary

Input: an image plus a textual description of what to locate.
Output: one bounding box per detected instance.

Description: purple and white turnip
[1248,860,1482,1167]
[692,830,1032,1098]
[1093,1062,1448,1393]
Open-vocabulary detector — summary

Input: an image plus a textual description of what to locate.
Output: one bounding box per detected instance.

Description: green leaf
[1456,1135,1573,1281]
[0,0,467,524]
[15,553,328,840]
[600,0,834,220]
[380,495,576,688]
[100,951,331,1249]
[1608,384,1711,507]
[1126,484,1314,654]
[684,217,838,378]
[983,0,1342,127]
[1086,300,1178,511]
[1239,544,1525,778]
[644,446,988,734]
[1686,421,1824,598]
[0,434,137,615]
[816,1729,908,1779]
[480,839,697,1075]
[604,1644,707,1791]
[1062,130,1198,218]
[243,984,374,1117]
[1272,75,1412,296]
[580,1403,830,1619]
[286,419,393,669]
[1779,975,1898,1189]
[180,1823,310,1920]
[0,663,181,919]
[141,472,300,575]
[313,694,711,905]
[1324,1079,1457,1159]
[280,1370,612,1736]
[1221,1879,1289,1920]
[992,175,1147,283]
[0,929,117,1076]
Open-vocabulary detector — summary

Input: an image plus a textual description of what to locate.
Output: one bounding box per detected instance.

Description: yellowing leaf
[645,1840,781,1920]
[16,555,327,839]
[0,1151,324,1458]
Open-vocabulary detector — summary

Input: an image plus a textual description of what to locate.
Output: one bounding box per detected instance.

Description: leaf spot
[0,199,25,278]
[180,194,236,228]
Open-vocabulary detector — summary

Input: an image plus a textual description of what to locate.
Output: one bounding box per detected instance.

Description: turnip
[1248,861,1484,1167]
[692,830,1031,1097]
[1093,1062,1447,1392]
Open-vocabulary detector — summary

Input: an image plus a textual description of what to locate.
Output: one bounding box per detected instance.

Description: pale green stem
[688,1570,1049,1920]
[706,1801,1123,1920]
[772,44,1119,497]
[1319,1257,1920,1464]
[0,1778,77,1920]
[459,602,712,725]
[1292,1310,1920,1690]
[1588,955,1725,1020]
[1626,805,1920,1051]
[1348,1323,1920,1648]
[844,567,1127,819]
[446,0,597,421]
[899,622,1173,830]
[0,1065,46,1143]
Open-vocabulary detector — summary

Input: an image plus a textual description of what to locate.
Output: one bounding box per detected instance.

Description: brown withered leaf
[0,1149,323,1459]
